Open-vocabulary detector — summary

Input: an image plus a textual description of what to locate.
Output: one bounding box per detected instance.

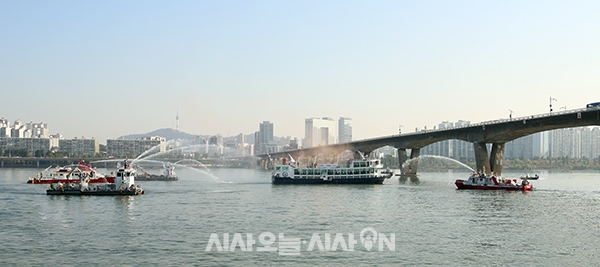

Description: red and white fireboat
[455,173,533,191]
[27,160,115,184]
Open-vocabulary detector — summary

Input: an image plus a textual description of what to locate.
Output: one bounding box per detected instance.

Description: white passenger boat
[271,157,393,184]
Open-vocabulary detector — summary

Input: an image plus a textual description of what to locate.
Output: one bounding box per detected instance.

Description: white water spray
[402,155,475,172]
[134,140,175,162]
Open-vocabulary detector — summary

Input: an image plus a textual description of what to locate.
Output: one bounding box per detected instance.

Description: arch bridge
[259,106,600,176]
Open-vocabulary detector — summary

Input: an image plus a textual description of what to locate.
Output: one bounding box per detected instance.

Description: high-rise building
[338,117,352,143]
[254,131,260,155]
[26,121,49,138]
[304,117,336,148]
[259,121,273,145]
[258,121,274,154]
[0,118,11,138]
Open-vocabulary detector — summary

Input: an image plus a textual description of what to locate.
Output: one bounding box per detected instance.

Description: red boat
[27,160,115,184]
[455,173,533,191]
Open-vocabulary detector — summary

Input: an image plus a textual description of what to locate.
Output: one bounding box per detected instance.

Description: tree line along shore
[381,156,600,171]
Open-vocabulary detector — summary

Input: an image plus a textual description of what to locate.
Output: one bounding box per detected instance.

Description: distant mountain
[117,128,261,144]
[118,128,207,141]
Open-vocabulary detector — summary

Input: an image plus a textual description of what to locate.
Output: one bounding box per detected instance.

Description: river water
[1,167,600,266]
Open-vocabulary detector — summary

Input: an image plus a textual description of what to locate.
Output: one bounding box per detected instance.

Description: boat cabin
[272,159,390,180]
[115,167,136,189]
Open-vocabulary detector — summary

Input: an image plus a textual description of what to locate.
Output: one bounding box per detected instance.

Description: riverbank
[0,157,105,168]
[0,157,254,169]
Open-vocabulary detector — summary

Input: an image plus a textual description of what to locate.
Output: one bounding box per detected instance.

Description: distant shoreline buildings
[1,116,598,160]
[420,120,600,160]
[303,117,353,148]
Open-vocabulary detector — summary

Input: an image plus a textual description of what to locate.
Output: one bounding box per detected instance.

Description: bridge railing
[396,107,596,137]
[472,107,593,128]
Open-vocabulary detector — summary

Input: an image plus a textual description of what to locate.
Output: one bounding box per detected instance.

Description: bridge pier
[473,142,505,175]
[398,148,408,171]
[474,142,490,175]
[398,148,420,175]
[259,158,270,170]
[490,143,505,175]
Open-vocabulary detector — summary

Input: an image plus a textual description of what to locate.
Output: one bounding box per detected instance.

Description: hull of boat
[46,189,144,196]
[272,177,386,184]
[455,180,533,191]
[46,189,83,195]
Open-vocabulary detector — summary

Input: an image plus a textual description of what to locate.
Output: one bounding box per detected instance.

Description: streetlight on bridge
[508,109,513,119]
[549,97,557,112]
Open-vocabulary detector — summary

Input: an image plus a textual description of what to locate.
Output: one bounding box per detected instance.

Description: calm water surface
[1,168,600,266]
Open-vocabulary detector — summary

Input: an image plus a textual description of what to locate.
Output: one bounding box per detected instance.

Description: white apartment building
[304,117,337,148]
[338,117,352,143]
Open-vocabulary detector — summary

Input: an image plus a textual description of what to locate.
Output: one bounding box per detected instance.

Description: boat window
[361,169,366,174]
[294,169,299,175]
[282,166,288,171]
[335,169,341,175]
[341,169,347,175]
[308,169,314,175]
[354,169,360,175]
[328,170,334,175]
[353,162,359,168]
[300,169,306,175]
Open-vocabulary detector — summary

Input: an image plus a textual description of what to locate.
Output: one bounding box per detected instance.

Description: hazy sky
[2,1,599,143]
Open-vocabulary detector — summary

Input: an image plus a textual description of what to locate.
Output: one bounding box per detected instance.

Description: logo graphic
[360,227,377,251]
[205,227,395,255]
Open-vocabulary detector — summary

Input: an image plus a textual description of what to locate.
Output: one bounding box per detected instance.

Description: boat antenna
[357,151,366,160]
[288,154,296,163]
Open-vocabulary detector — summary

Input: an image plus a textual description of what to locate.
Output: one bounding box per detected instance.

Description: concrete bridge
[258,106,600,175]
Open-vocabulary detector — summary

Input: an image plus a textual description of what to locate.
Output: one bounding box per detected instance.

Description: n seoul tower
[176,109,180,131]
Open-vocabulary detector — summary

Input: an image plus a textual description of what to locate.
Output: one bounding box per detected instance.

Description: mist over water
[2,168,600,266]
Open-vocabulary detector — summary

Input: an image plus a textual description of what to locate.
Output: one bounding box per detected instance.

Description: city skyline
[1,113,599,160]
[2,1,599,143]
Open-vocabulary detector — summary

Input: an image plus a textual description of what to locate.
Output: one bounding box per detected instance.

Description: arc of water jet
[134,140,176,162]
[402,155,475,172]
